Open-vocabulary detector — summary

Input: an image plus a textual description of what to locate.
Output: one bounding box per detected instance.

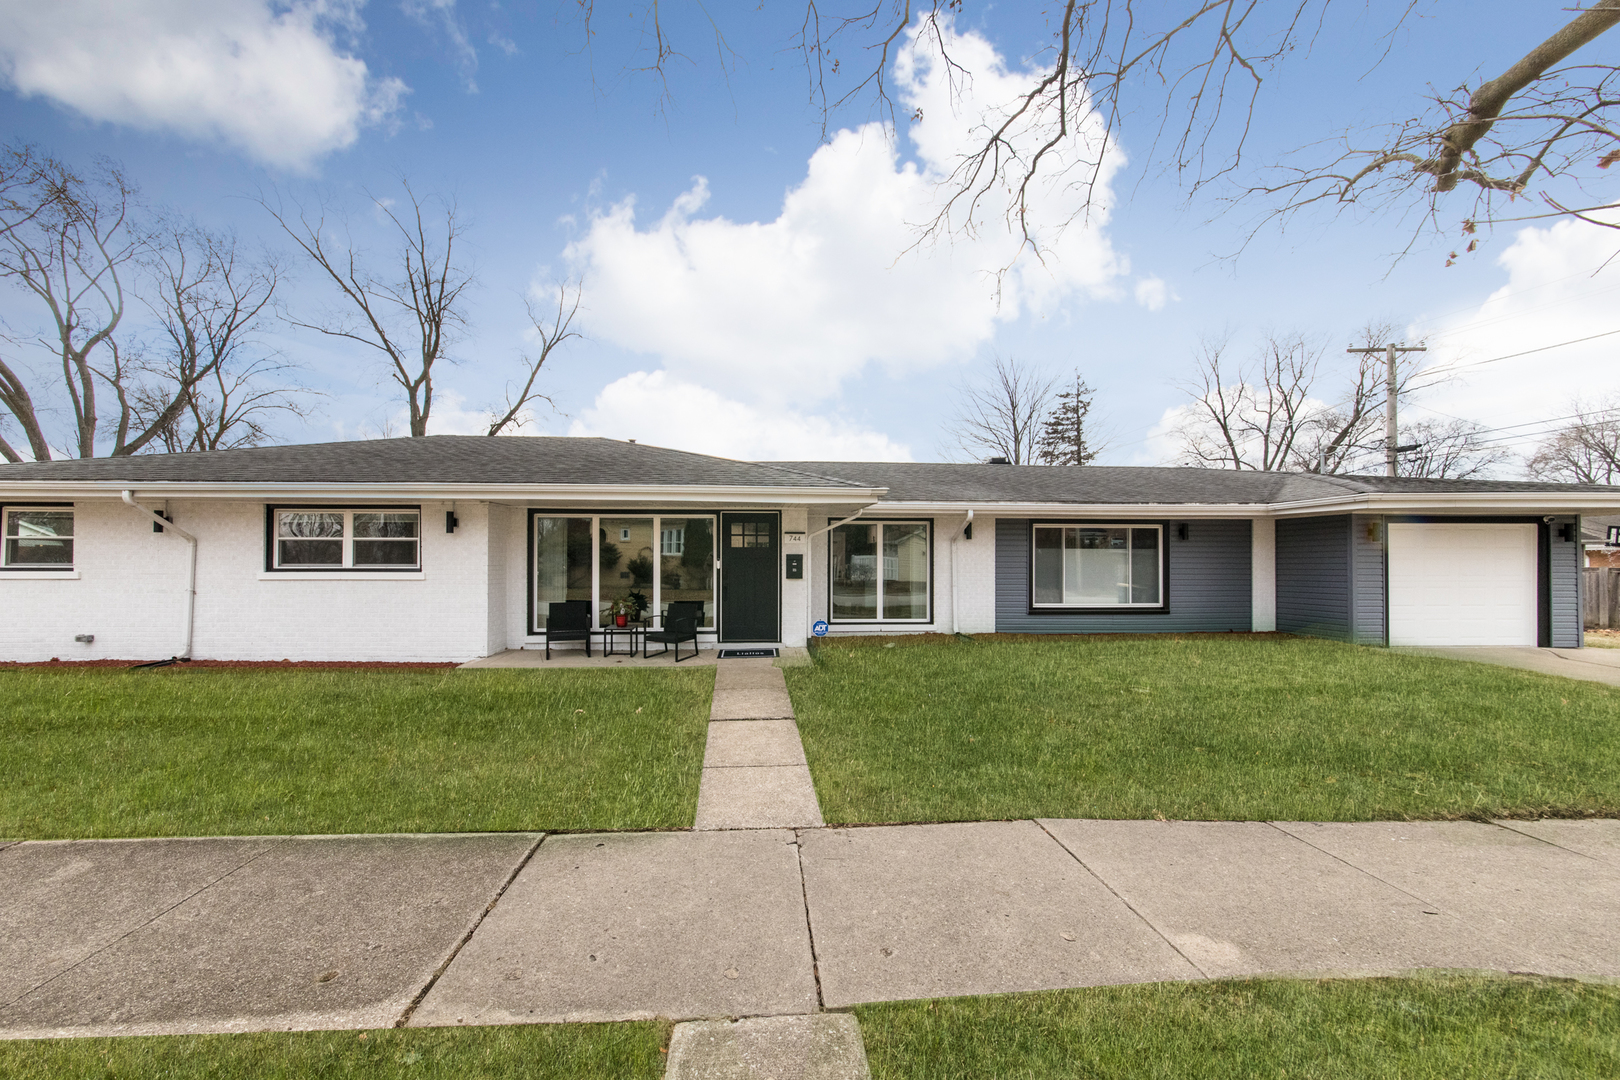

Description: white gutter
[0,481,888,505]
[1265,492,1620,516]
[121,491,197,660]
[950,509,974,635]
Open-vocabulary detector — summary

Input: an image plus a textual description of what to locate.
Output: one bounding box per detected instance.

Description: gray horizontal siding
[1350,515,1387,645]
[994,518,1251,633]
[1552,516,1581,648]
[1277,515,1351,642]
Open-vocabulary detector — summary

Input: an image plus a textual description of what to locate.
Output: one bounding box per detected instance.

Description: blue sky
[0,1,1615,468]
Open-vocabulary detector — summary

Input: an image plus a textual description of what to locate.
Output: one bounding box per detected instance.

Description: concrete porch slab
[0,837,281,1011]
[711,689,796,721]
[704,721,809,768]
[1496,818,1620,866]
[1039,819,1537,979]
[410,830,817,1025]
[461,648,718,669]
[0,833,539,1038]
[798,822,1201,1009]
[1273,821,1620,979]
[666,1015,872,1080]
[695,767,824,830]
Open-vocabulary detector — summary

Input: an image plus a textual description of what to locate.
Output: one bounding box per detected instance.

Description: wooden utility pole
[1347,341,1426,476]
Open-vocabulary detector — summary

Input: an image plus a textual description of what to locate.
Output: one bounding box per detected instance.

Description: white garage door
[1387,523,1537,647]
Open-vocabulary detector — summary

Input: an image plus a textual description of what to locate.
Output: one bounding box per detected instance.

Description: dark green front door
[720,512,779,642]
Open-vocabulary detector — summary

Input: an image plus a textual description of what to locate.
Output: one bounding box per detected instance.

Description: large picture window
[1033,524,1162,608]
[830,521,931,622]
[532,513,715,633]
[271,509,420,570]
[3,508,74,568]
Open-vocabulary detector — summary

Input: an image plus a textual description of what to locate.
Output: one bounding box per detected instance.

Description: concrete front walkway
[1396,645,1620,687]
[2,819,1616,1040]
[694,658,824,831]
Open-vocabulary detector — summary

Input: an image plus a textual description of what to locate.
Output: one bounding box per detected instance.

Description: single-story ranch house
[2,436,1618,663]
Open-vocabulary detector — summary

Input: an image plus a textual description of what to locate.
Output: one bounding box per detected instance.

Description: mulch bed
[0,659,460,670]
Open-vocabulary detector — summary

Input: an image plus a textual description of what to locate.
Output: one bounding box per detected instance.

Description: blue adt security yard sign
[812,620,829,637]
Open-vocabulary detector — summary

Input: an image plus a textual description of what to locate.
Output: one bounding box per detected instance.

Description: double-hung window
[1032,524,1162,608]
[271,509,420,570]
[830,521,931,622]
[2,507,74,568]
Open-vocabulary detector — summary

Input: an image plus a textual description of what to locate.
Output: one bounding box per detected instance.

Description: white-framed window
[271,508,420,570]
[2,507,74,568]
[1032,524,1163,608]
[661,526,685,556]
[829,521,931,622]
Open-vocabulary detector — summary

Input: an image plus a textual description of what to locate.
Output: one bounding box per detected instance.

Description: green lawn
[0,667,712,839]
[786,634,1620,823]
[855,975,1620,1080]
[0,1022,667,1079]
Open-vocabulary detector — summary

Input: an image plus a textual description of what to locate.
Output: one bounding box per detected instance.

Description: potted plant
[626,590,650,623]
[608,597,631,627]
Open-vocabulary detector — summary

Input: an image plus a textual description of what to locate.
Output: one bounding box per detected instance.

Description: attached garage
[1387,523,1538,647]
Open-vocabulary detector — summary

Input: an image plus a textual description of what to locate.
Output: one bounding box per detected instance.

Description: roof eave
[1268,491,1620,517]
[0,480,888,505]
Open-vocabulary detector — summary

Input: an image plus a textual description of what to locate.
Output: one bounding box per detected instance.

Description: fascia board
[0,481,888,504]
[1268,492,1620,517]
[869,501,1273,518]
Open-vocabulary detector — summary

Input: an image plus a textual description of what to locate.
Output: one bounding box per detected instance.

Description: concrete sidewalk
[2,819,1616,1040]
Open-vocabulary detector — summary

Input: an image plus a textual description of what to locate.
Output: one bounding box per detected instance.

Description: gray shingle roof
[0,436,871,489]
[2,436,1615,503]
[768,461,1620,504]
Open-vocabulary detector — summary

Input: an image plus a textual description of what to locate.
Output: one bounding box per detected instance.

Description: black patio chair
[544,600,592,660]
[645,601,703,662]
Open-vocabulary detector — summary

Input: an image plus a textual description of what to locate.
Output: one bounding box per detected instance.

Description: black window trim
[826,517,936,625]
[263,504,423,573]
[1027,519,1171,615]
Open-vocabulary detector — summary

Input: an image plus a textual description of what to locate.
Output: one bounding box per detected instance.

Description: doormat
[717,648,778,658]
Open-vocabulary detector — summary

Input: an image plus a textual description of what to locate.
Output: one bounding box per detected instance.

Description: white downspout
[122,491,197,660]
[950,509,974,635]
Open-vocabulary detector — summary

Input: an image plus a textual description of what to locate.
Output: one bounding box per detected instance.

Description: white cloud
[563,19,1125,409]
[1134,275,1173,311]
[0,0,405,170]
[568,371,913,461]
[1409,217,1620,455]
[401,0,477,90]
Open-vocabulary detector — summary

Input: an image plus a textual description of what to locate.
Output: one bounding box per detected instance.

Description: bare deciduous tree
[125,224,310,453]
[1394,418,1512,479]
[1176,327,1420,473]
[0,148,140,460]
[263,182,472,437]
[1528,397,1620,484]
[485,282,581,436]
[948,354,1056,464]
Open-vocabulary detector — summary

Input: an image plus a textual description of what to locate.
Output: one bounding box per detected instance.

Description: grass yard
[0,667,712,839]
[0,1022,667,1079]
[855,975,1620,1080]
[787,634,1620,823]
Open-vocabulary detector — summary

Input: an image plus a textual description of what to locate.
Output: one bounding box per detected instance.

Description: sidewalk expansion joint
[1488,819,1609,863]
[0,836,291,1012]
[793,830,826,1011]
[1261,821,1454,909]
[1033,819,1212,981]
[393,833,546,1028]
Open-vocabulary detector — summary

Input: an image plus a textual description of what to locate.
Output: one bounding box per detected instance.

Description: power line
[1404,327,1620,395]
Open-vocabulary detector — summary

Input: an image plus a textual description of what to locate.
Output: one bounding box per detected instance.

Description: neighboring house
[1,436,1617,663]
[1582,515,1620,568]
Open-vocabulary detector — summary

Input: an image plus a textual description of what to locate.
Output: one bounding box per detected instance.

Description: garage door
[1387,523,1537,647]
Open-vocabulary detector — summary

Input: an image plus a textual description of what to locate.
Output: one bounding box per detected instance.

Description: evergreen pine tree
[1035,376,1097,465]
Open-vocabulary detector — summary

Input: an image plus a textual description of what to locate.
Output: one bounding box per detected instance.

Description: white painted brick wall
[0,498,493,663]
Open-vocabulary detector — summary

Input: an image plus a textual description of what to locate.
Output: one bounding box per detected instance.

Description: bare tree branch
[486,282,581,436]
[1528,396,1620,484]
[260,181,473,437]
